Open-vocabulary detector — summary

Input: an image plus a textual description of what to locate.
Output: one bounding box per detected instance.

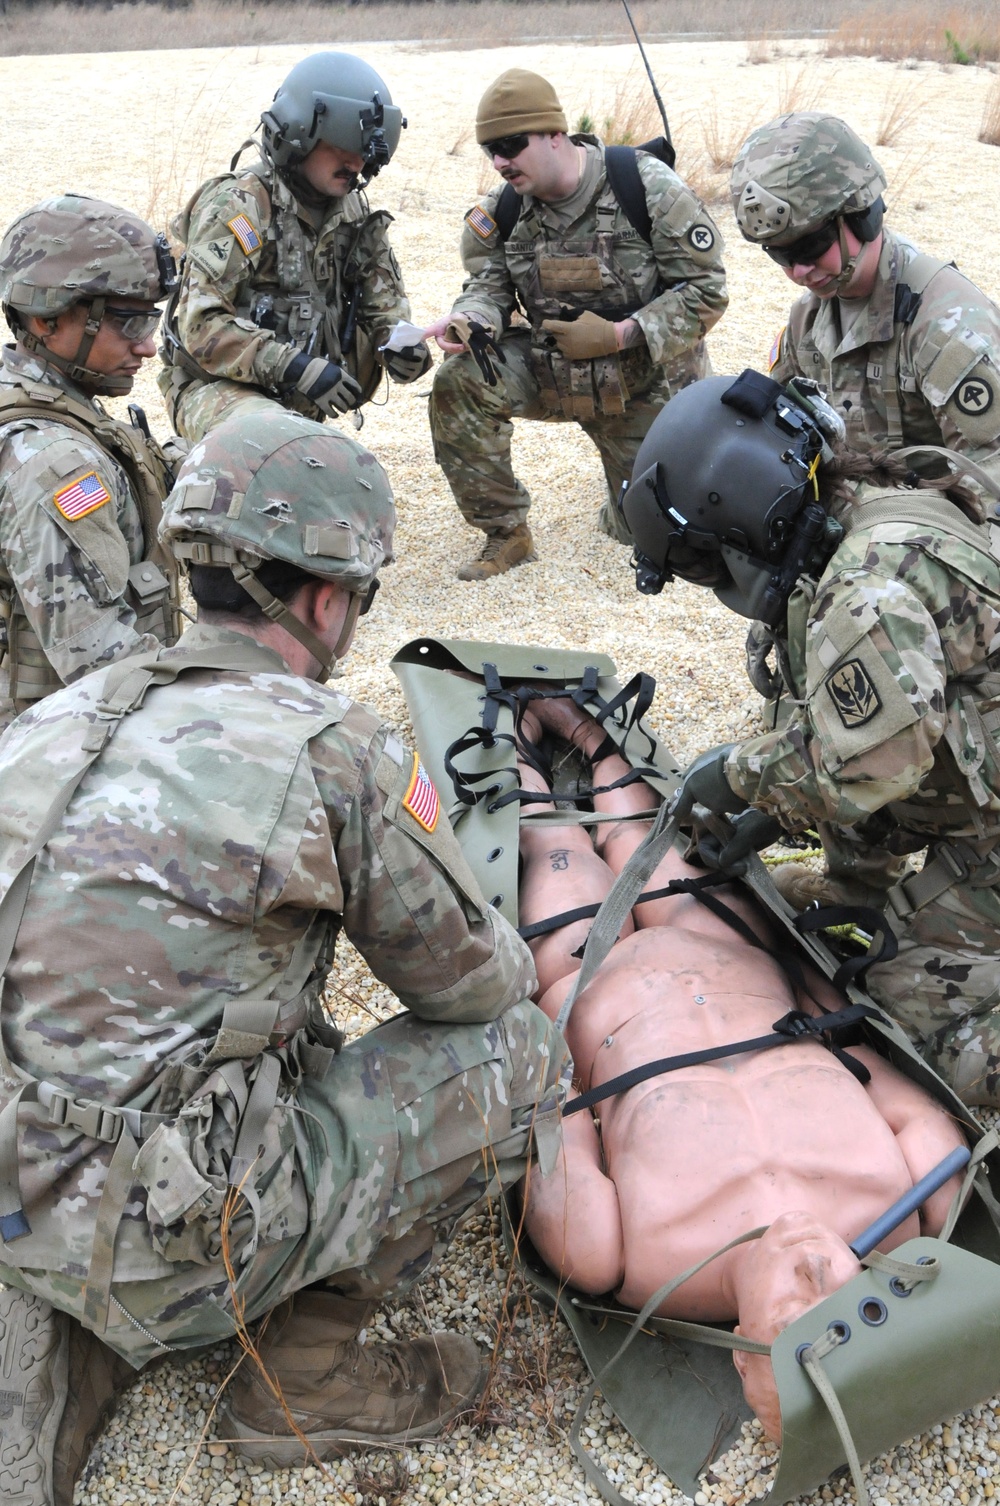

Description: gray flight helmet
[618,370,844,625]
[261,52,405,181]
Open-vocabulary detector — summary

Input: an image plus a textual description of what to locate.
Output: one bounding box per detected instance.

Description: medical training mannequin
[519,696,966,1440]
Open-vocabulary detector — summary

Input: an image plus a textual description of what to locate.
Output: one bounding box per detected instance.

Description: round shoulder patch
[688,224,715,253]
[954,375,994,417]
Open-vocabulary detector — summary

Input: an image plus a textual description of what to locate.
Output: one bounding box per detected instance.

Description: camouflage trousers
[428,328,687,543]
[865,878,1000,1106]
[8,998,568,1367]
[157,369,316,445]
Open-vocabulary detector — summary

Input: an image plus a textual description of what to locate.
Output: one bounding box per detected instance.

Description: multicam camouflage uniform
[158,160,414,442]
[725,486,1000,1105]
[0,409,566,1367]
[769,229,1000,488]
[0,347,176,733]
[429,137,728,539]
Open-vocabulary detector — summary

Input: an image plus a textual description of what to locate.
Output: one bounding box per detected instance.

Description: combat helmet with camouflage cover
[261,51,405,183]
[0,194,177,394]
[160,407,395,679]
[730,113,886,291]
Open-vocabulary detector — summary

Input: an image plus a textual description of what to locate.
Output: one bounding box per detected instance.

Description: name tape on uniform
[402,753,440,832]
[53,471,111,521]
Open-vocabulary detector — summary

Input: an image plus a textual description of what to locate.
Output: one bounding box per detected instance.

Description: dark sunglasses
[359,577,380,616]
[102,306,162,341]
[481,133,531,161]
[763,219,841,270]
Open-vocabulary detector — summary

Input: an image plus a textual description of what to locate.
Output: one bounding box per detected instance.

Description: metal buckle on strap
[47,1089,123,1144]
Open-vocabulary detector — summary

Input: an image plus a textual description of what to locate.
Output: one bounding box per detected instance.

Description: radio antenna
[620,0,671,143]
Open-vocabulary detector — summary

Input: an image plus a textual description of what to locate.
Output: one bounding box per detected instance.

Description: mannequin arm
[523,1102,625,1295]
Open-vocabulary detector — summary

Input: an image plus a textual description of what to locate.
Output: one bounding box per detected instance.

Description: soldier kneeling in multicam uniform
[159,51,431,443]
[0,410,566,1504]
[621,368,1000,1109]
[729,113,1000,914]
[425,69,728,579]
[0,196,180,733]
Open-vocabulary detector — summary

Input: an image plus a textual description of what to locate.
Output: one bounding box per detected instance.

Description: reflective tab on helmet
[303,522,355,558]
[737,180,792,241]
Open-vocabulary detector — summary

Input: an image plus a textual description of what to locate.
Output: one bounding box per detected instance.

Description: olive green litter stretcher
[390,634,1000,1506]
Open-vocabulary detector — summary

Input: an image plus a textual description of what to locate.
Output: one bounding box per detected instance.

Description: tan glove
[540,309,620,360]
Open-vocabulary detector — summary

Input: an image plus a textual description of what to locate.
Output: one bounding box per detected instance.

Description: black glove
[382,341,432,383]
[698,808,784,873]
[673,744,746,821]
[745,621,784,701]
[446,314,507,387]
[284,352,363,416]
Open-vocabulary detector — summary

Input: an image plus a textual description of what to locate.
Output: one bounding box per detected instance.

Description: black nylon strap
[794,902,899,988]
[563,1003,877,1116]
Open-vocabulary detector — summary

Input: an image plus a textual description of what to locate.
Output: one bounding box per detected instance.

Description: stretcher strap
[564,1003,877,1116]
[794,903,899,988]
[518,870,738,942]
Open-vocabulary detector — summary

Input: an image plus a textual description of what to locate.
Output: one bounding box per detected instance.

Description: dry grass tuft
[825,4,1000,63]
[347,1451,412,1506]
[701,97,753,174]
[876,78,923,145]
[575,70,665,149]
[980,77,1000,145]
[776,61,825,115]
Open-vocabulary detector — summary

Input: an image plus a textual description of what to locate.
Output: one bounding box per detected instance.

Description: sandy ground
[3,35,1000,1506]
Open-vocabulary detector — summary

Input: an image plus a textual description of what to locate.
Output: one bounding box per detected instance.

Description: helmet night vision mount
[618,369,845,626]
[261,52,405,183]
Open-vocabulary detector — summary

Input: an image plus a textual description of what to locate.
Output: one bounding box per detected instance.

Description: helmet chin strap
[230,562,362,682]
[830,218,866,295]
[20,296,134,397]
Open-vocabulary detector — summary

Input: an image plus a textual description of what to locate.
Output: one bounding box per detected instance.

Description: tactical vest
[504,174,663,421]
[0,641,350,1342]
[162,160,384,406]
[0,379,180,707]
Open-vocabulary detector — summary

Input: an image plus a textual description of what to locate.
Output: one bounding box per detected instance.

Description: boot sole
[0,1286,69,1506]
[219,1360,486,1469]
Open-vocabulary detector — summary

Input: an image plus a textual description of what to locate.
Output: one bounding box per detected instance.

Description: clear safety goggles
[102,306,163,342]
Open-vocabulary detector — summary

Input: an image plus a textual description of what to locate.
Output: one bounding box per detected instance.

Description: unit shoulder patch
[401,752,440,832]
[53,471,112,521]
[954,374,994,417]
[687,224,715,253]
[465,205,498,241]
[768,327,785,372]
[227,213,263,256]
[826,658,882,729]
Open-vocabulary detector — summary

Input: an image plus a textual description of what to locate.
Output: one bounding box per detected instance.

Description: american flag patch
[227,213,262,256]
[53,471,111,521]
[767,327,785,372]
[402,753,440,833]
[465,204,497,241]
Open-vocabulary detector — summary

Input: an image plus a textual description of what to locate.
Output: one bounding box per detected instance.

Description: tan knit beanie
[476,69,567,143]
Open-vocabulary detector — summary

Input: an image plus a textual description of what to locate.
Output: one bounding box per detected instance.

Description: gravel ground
[3,34,1000,1506]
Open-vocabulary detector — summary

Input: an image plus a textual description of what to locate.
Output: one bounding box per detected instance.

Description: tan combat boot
[457,523,536,580]
[771,861,890,912]
[0,1284,138,1506]
[222,1290,485,1468]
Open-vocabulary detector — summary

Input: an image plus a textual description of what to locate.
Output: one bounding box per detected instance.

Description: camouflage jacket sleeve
[767,297,810,385]
[448,185,517,335]
[628,155,728,366]
[0,425,159,682]
[726,556,949,831]
[312,711,537,1023]
[347,205,413,354]
[171,174,297,390]
[902,262,1000,490]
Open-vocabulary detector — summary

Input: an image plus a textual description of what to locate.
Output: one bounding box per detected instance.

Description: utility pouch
[538,254,605,295]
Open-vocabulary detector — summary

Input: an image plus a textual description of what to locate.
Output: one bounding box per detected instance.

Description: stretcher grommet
[418,645,429,654]
[533,663,549,671]
[487,847,503,862]
[889,1277,913,1297]
[795,1342,811,1365]
[490,894,504,907]
[828,1320,851,1342]
[858,1296,888,1326]
[486,784,501,798]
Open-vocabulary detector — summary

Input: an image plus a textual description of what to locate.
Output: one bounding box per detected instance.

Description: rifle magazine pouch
[768,1236,1000,1504]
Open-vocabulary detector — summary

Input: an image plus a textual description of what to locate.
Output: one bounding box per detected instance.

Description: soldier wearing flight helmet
[159,51,429,442]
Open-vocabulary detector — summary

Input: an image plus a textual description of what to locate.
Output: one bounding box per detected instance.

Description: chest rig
[0,380,180,706]
[163,161,387,405]
[507,178,656,420]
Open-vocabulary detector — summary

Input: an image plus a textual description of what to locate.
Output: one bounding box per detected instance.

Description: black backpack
[493,135,676,246]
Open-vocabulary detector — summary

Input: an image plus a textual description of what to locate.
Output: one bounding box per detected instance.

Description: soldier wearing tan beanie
[425,68,728,580]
